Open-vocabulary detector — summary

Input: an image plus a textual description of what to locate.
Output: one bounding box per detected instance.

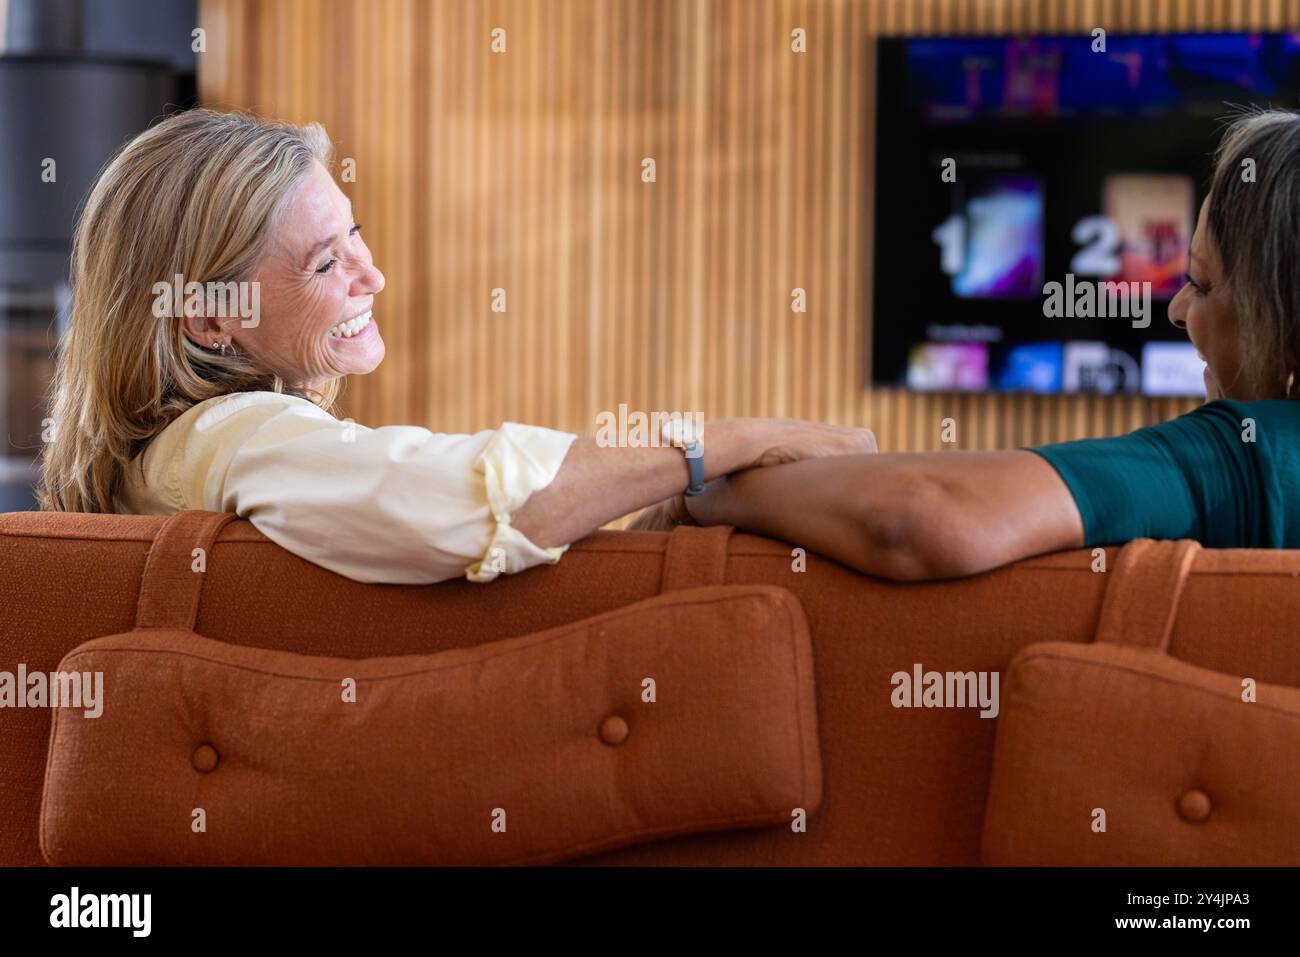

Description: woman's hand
[628,420,877,532]
[737,418,877,468]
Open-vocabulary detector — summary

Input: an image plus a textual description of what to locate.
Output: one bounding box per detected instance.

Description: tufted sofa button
[598,715,629,746]
[192,744,220,773]
[1177,788,1212,823]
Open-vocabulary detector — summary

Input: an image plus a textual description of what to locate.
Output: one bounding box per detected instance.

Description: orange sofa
[2,509,1298,866]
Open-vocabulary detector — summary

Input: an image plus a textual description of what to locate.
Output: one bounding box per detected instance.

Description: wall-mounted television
[872,32,1300,396]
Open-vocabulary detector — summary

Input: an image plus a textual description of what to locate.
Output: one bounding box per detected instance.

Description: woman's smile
[323,309,384,373]
[327,310,374,340]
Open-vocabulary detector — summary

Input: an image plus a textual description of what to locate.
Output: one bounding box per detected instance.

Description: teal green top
[1030,399,1300,548]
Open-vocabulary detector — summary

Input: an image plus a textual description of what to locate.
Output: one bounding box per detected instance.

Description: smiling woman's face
[232,160,385,391]
[1168,197,1245,401]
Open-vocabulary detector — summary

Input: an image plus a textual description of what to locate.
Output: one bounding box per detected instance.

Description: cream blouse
[114,391,579,585]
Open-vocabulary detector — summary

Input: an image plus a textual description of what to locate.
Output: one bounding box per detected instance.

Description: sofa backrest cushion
[982,539,1300,865]
[40,578,820,865]
[981,638,1300,865]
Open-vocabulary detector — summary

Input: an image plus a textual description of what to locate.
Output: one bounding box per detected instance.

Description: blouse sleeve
[170,392,578,584]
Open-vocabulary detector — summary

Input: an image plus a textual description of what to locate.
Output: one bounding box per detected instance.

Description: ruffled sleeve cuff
[465,421,578,582]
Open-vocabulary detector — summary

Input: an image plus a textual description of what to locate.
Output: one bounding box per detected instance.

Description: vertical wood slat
[195,0,1247,453]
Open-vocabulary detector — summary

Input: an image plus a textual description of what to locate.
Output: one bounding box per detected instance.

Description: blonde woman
[637,111,1300,580]
[39,108,873,584]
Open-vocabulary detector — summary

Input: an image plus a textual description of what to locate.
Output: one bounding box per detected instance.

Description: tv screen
[872,32,1300,396]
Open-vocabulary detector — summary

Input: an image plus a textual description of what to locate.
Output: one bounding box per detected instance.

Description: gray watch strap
[683,439,705,496]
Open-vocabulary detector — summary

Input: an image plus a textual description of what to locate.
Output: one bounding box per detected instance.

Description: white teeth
[327,311,372,339]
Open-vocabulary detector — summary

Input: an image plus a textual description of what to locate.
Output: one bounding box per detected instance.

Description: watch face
[660,417,701,446]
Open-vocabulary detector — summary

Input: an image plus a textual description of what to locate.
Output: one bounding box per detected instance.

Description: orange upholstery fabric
[981,640,1300,865]
[41,586,819,865]
[983,539,1300,865]
[5,511,1300,865]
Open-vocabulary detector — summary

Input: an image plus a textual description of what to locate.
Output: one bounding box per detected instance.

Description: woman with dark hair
[635,110,1300,579]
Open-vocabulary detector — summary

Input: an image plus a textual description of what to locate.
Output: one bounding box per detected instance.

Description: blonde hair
[38,108,341,513]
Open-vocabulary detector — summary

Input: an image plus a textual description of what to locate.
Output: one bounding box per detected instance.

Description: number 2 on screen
[1070,215,1121,276]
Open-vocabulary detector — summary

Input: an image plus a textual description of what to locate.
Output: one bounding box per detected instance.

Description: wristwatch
[660,417,705,496]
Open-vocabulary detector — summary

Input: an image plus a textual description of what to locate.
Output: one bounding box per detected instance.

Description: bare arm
[512,418,876,549]
[680,449,1085,581]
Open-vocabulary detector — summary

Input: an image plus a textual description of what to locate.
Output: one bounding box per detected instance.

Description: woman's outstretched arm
[513,418,876,551]
[679,450,1085,581]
